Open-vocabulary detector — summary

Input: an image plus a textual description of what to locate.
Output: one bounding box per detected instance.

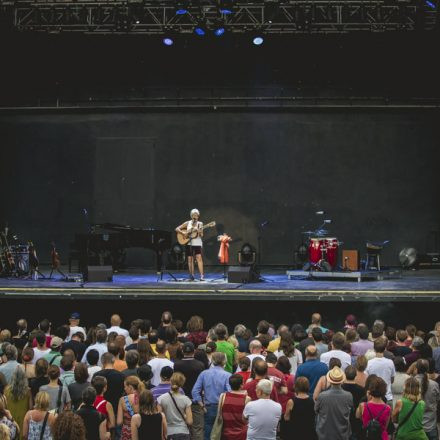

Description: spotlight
[218,0,234,14]
[253,36,264,45]
[425,0,435,8]
[238,243,256,266]
[163,37,174,46]
[175,0,190,14]
[194,25,206,36]
[213,27,225,36]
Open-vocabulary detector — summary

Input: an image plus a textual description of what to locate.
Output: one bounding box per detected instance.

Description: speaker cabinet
[86,266,113,282]
[227,266,260,283]
[342,250,359,271]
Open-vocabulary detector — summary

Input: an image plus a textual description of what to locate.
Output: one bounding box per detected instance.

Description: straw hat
[327,366,345,385]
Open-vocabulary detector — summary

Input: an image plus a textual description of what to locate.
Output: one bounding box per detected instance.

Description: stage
[1,267,440,302]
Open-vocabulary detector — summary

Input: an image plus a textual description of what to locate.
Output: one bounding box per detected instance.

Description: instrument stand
[49,267,66,280]
[212,262,228,282]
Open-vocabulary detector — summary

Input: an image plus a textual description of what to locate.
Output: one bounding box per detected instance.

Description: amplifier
[228,266,260,283]
[86,265,113,282]
[418,253,440,268]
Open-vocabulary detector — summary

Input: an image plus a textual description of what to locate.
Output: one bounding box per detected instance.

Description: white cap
[190,209,200,216]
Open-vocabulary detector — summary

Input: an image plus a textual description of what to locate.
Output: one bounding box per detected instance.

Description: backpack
[363,403,386,440]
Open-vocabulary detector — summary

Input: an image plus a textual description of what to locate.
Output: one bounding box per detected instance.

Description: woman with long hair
[4,368,32,437]
[186,316,207,348]
[137,340,155,367]
[392,357,410,408]
[274,332,303,375]
[165,327,182,362]
[392,377,428,440]
[313,358,342,401]
[157,373,192,440]
[22,391,56,440]
[0,399,19,440]
[117,376,144,440]
[52,411,86,440]
[131,390,166,440]
[19,349,35,380]
[29,360,49,402]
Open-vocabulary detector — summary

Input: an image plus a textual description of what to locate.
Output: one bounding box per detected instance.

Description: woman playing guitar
[175,209,205,281]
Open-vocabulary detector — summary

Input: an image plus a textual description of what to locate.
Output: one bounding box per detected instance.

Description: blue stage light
[219,8,233,14]
[176,8,188,14]
[163,37,174,46]
[194,26,206,36]
[214,27,225,36]
[425,0,436,8]
[253,36,264,45]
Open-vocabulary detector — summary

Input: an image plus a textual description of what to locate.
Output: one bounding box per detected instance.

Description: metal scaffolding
[5,0,438,34]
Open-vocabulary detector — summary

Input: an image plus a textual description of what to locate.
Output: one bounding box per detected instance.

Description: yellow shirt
[150,344,170,359]
[267,337,281,353]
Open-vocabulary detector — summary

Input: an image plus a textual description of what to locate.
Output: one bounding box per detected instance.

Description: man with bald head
[107,314,129,338]
[295,345,328,396]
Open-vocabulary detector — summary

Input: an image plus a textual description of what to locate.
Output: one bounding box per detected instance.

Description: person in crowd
[137,339,156,366]
[355,355,368,389]
[213,324,235,374]
[404,336,424,368]
[131,389,166,440]
[122,351,139,378]
[32,321,52,350]
[62,332,86,363]
[274,356,295,414]
[243,379,281,440]
[192,352,231,440]
[67,313,86,342]
[107,315,129,338]
[243,359,279,402]
[217,374,250,440]
[12,319,29,351]
[241,340,265,369]
[29,359,49,402]
[265,353,287,395]
[315,366,353,440]
[236,358,251,384]
[92,353,124,415]
[0,399,19,440]
[282,376,316,440]
[392,377,428,440]
[59,356,75,388]
[390,330,412,357]
[76,387,108,440]
[68,363,89,411]
[274,331,303,375]
[125,327,140,352]
[343,315,357,333]
[356,376,391,440]
[136,365,154,391]
[231,325,248,355]
[158,312,173,342]
[185,316,207,349]
[151,367,175,402]
[117,376,144,440]
[366,338,396,404]
[165,327,182,362]
[42,338,63,368]
[148,330,160,356]
[296,345,328,397]
[22,391,56,440]
[313,358,342,401]
[405,325,417,347]
[342,365,366,439]
[0,346,20,384]
[87,351,101,382]
[39,365,70,413]
[392,357,410,408]
[173,342,205,440]
[5,367,32,433]
[311,327,329,357]
[91,376,115,431]
[427,322,440,350]
[107,343,126,373]
[52,411,86,440]
[81,330,108,367]
[320,333,351,370]
[351,324,373,358]
[148,341,174,387]
[266,324,288,354]
[414,359,440,440]
[157,372,192,440]
[20,348,35,380]
[385,327,397,353]
[306,313,329,334]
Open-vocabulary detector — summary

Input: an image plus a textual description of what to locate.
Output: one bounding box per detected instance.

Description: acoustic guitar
[51,242,61,269]
[177,221,216,245]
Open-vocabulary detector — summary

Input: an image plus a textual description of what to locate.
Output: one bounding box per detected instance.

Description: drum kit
[301,217,343,272]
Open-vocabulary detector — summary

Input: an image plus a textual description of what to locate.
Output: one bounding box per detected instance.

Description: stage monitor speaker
[228,266,260,283]
[342,250,359,271]
[418,253,440,268]
[86,266,113,282]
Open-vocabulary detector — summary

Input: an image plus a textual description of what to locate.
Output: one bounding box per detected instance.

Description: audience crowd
[0,311,440,440]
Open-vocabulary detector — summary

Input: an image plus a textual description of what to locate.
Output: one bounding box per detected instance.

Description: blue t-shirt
[296,359,328,396]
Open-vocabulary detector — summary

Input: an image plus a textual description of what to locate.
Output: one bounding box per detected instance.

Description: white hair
[190,209,200,216]
[256,379,273,395]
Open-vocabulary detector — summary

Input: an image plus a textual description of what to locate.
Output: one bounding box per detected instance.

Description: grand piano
[71,223,172,273]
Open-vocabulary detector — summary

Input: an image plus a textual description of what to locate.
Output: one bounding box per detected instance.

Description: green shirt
[215,340,235,373]
[42,350,62,367]
[396,398,428,440]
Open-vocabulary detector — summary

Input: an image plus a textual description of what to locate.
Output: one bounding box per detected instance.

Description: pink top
[361,402,391,440]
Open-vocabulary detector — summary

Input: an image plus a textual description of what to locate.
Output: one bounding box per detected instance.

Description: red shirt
[267,367,287,393]
[278,373,295,413]
[237,371,251,384]
[94,395,108,417]
[243,378,279,402]
[31,335,52,348]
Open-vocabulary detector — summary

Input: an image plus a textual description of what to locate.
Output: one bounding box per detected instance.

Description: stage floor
[1,267,440,302]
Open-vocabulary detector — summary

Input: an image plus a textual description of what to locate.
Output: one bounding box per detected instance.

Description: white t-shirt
[185,221,203,247]
[88,365,101,382]
[107,326,129,338]
[366,356,396,401]
[236,354,265,373]
[32,347,51,364]
[67,326,87,342]
[320,350,352,371]
[243,398,282,440]
[148,357,174,386]
[81,342,108,366]
[274,349,303,375]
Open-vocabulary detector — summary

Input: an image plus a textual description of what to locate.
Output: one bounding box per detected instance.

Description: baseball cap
[51,336,63,349]
[70,312,80,320]
[183,342,195,354]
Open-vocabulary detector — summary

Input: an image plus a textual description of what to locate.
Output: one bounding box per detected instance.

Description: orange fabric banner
[218,234,232,264]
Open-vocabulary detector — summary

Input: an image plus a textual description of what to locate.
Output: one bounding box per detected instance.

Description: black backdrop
[1,108,439,266]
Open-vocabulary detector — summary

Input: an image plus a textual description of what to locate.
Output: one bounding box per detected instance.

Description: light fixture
[175,0,190,15]
[253,36,264,45]
[213,26,225,36]
[238,243,256,266]
[194,25,206,36]
[163,37,174,46]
